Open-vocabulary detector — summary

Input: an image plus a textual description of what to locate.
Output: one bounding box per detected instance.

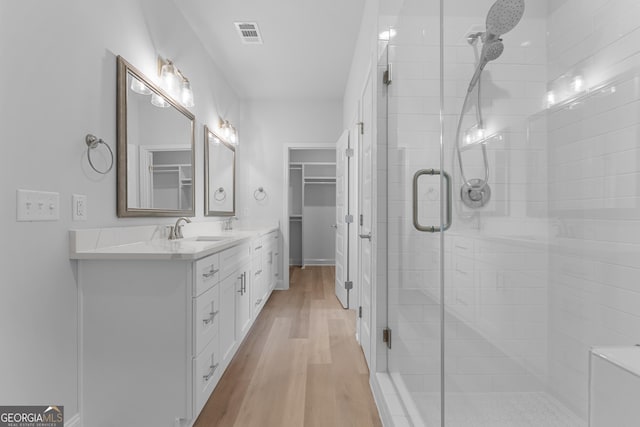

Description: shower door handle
[412,169,452,233]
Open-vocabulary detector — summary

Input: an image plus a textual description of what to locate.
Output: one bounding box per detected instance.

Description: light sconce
[219,118,238,145]
[157,56,195,108]
[130,76,152,95]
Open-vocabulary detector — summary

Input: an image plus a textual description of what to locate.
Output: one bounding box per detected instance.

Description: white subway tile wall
[380,0,640,425]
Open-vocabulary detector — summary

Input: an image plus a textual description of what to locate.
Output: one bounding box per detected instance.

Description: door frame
[281,143,337,290]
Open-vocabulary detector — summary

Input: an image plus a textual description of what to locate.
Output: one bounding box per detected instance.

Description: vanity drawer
[193,335,221,416]
[252,237,264,252]
[195,253,220,296]
[219,243,250,280]
[194,284,220,356]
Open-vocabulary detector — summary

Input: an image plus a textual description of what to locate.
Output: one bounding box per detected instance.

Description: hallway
[194,266,382,426]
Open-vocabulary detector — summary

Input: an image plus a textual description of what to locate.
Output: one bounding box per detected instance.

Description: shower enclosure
[378,0,640,425]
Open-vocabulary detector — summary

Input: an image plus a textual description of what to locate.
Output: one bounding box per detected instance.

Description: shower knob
[461,179,491,209]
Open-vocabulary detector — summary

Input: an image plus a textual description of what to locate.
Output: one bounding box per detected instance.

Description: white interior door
[335,130,350,308]
[358,72,373,369]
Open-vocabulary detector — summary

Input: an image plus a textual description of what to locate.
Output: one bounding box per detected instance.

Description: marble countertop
[69,224,278,261]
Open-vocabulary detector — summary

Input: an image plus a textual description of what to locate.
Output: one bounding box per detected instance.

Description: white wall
[0,0,240,420]
[238,99,342,232]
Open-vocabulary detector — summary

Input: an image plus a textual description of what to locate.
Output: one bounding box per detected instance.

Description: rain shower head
[486,0,525,37]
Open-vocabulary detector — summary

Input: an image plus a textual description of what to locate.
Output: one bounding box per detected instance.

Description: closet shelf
[304,178,336,184]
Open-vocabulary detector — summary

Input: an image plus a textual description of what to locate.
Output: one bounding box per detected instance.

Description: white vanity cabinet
[251,230,280,317]
[75,230,277,427]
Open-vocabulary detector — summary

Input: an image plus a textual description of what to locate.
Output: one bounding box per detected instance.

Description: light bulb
[160,61,180,98]
[151,93,169,108]
[180,79,194,108]
[130,76,151,95]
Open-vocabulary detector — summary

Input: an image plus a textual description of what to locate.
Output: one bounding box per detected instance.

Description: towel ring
[214,187,226,201]
[254,187,266,201]
[85,134,114,174]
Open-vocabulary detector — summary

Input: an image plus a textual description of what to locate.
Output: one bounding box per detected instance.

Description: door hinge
[345,148,354,157]
[345,214,354,224]
[358,306,362,318]
[383,63,393,86]
[344,281,353,290]
[359,214,364,226]
[382,327,392,349]
[357,121,364,135]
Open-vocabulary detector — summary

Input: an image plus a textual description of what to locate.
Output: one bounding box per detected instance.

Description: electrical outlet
[17,189,60,221]
[72,194,87,221]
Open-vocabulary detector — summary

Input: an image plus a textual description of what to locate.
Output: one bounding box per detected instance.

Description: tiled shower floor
[411,391,585,427]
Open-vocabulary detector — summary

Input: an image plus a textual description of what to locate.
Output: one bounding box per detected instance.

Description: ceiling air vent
[234,22,263,44]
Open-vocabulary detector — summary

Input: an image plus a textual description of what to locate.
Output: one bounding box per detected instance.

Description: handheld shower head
[482,39,505,61]
[486,0,525,36]
[467,40,504,92]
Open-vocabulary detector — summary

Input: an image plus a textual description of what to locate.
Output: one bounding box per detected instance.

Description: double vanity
[70,223,280,426]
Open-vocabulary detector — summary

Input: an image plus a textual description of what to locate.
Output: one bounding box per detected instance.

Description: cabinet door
[236,268,252,340]
[252,264,264,318]
[262,243,273,293]
[219,272,237,367]
[273,236,280,288]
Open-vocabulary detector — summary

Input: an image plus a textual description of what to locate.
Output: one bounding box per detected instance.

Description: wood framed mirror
[116,56,195,217]
[204,126,235,216]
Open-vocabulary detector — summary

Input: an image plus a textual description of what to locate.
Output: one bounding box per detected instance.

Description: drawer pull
[203,363,219,382]
[203,310,219,325]
[275,252,279,256]
[255,245,263,250]
[202,267,219,279]
[255,269,262,276]
[255,298,262,306]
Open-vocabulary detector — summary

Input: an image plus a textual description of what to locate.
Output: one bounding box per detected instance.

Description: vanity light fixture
[130,76,152,95]
[219,118,238,145]
[157,56,195,108]
[150,93,170,108]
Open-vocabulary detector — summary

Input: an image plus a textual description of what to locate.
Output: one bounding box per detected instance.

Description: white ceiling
[174,0,367,100]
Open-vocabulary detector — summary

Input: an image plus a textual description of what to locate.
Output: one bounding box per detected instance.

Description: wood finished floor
[194,266,383,427]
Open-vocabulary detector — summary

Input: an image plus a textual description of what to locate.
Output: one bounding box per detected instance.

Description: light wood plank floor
[194,266,383,427]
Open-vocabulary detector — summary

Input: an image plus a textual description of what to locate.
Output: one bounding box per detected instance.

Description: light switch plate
[72,194,87,221]
[17,189,60,221]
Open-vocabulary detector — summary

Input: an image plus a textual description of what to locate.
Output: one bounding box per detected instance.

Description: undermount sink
[193,236,228,242]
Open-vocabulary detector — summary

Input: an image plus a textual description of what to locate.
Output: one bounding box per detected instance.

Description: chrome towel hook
[85,134,114,174]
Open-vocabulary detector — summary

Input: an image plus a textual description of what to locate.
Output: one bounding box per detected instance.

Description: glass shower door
[381,0,446,424]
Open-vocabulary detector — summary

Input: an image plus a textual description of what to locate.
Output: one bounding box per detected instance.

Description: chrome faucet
[169,217,191,240]
[223,217,236,231]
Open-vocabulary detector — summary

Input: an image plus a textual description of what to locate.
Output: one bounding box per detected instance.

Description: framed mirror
[116,56,195,217]
[204,126,235,216]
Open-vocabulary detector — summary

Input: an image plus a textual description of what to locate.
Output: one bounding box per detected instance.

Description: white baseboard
[65,413,81,427]
[371,373,393,426]
[303,259,335,266]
